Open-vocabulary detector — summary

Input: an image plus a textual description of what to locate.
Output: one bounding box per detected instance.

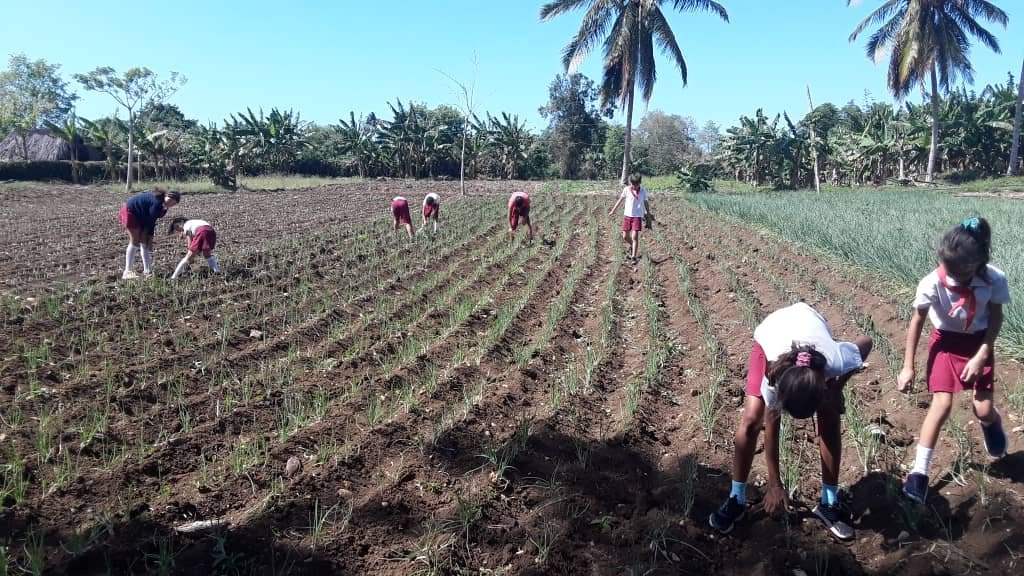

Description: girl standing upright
[119,188,180,278]
[900,217,1011,504]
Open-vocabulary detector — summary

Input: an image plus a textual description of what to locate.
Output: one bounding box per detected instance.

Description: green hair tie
[961,217,980,232]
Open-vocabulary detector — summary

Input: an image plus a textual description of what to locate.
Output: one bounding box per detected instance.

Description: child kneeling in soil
[422,193,441,235]
[709,302,872,541]
[508,192,533,241]
[392,196,414,240]
[899,217,1011,504]
[167,217,221,279]
[119,188,181,278]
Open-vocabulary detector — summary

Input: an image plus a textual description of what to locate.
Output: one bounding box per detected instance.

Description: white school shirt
[423,193,440,207]
[753,303,864,409]
[913,265,1011,333]
[182,219,212,236]
[619,186,648,218]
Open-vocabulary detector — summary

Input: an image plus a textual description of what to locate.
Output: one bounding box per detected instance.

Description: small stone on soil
[285,456,301,477]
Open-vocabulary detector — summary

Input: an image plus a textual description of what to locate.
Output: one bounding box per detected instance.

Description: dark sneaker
[902,472,928,504]
[813,502,854,541]
[708,496,746,534]
[982,418,1008,458]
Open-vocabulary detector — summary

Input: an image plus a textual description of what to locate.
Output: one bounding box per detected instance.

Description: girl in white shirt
[899,217,1011,504]
[709,303,872,541]
[608,173,653,266]
[167,217,221,279]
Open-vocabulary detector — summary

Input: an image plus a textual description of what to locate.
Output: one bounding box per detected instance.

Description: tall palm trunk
[620,83,635,185]
[1009,57,1024,177]
[926,65,940,183]
[125,110,135,193]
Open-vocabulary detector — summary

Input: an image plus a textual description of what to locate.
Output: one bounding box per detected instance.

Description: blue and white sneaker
[982,417,1008,458]
[902,472,928,504]
[709,496,746,534]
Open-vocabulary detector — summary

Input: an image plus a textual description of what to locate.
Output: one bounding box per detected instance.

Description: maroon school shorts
[392,199,412,225]
[622,216,643,232]
[188,226,217,253]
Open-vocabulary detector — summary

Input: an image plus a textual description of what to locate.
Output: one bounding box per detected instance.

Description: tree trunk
[1009,57,1024,177]
[459,126,467,196]
[807,86,821,193]
[125,110,135,193]
[620,83,635,186]
[926,66,940,183]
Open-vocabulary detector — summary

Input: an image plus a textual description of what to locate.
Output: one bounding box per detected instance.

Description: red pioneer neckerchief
[937,264,977,331]
[629,185,639,200]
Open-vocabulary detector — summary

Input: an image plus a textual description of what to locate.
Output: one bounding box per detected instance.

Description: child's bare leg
[918,392,953,449]
[817,406,842,487]
[171,251,196,279]
[972,389,997,424]
[405,223,414,239]
[732,395,766,484]
[631,230,640,259]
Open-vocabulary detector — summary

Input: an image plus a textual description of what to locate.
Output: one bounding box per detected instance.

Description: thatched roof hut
[0,129,102,161]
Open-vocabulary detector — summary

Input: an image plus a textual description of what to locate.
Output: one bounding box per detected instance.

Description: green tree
[42,111,82,183]
[1011,58,1024,176]
[848,0,1008,183]
[636,110,698,175]
[0,54,77,158]
[74,67,186,191]
[540,0,729,184]
[487,112,533,179]
[539,74,607,179]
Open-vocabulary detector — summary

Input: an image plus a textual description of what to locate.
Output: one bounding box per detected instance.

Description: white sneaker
[121,271,139,280]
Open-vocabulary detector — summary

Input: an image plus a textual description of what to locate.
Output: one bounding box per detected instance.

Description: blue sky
[2,1,1022,132]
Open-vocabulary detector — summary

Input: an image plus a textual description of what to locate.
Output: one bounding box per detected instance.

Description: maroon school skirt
[926,328,994,393]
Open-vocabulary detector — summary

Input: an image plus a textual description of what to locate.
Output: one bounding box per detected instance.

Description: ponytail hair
[766,344,828,419]
[167,216,188,235]
[938,216,991,280]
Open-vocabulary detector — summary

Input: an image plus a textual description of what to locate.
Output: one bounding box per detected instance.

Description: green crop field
[689,189,1024,356]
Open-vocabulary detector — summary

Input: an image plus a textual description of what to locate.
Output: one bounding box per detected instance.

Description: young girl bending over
[710,303,872,541]
[899,217,1011,504]
[167,217,221,279]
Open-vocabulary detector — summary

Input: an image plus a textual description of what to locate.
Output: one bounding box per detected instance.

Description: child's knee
[929,393,954,414]
[856,335,873,361]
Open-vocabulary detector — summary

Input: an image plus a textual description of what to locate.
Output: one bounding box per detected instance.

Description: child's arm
[762,410,790,515]
[898,308,928,392]
[608,196,624,217]
[962,303,1002,383]
[643,199,653,219]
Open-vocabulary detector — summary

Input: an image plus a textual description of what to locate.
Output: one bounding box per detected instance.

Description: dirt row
[1,186,1022,575]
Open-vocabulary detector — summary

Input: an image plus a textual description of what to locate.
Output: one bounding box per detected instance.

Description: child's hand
[960,356,986,384]
[763,483,791,517]
[897,367,915,392]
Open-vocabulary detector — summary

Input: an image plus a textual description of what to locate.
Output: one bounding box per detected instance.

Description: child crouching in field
[899,217,1011,504]
[508,192,534,241]
[709,303,872,541]
[167,217,221,279]
[392,196,414,240]
[119,188,181,278]
[422,193,441,235]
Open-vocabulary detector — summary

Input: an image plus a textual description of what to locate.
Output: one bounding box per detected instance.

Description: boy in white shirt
[608,173,653,265]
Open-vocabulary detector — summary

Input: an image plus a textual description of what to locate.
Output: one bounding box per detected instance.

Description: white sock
[911,444,933,476]
[171,256,190,279]
[433,221,439,234]
[124,244,139,274]
[207,255,221,273]
[140,246,154,273]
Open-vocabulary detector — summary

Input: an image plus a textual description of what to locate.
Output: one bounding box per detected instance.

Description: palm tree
[540,0,729,185]
[1010,58,1023,176]
[43,111,81,184]
[847,0,1007,183]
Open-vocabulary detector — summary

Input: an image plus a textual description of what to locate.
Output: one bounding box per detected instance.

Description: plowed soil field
[0,181,1021,575]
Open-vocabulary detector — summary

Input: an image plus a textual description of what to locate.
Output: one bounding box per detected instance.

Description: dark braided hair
[938,216,991,282]
[766,344,828,419]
